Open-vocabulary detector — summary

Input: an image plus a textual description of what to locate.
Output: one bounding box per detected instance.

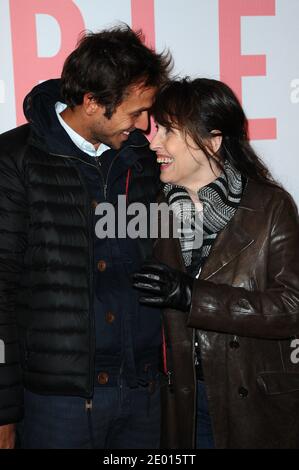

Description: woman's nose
[150,132,160,151]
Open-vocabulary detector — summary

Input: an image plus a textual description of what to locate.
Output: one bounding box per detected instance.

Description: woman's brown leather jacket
[155,179,299,449]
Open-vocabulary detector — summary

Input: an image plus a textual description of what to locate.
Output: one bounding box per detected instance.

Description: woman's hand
[132,262,193,312]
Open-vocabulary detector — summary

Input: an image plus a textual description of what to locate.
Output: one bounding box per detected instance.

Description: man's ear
[83,93,103,116]
[209,130,222,155]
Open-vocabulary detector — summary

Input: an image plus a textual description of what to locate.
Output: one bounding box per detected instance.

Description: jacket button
[230,339,240,349]
[97,260,107,272]
[97,372,109,385]
[106,312,115,323]
[91,200,99,210]
[238,387,248,398]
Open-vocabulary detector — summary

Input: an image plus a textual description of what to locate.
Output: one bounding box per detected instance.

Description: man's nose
[135,111,149,132]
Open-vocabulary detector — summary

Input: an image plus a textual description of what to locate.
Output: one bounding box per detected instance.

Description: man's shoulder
[0,124,30,153]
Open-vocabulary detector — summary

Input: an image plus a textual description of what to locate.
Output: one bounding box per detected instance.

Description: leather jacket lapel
[200,215,255,280]
[200,180,264,280]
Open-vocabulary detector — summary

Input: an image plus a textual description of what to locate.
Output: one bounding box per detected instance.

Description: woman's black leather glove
[132,262,194,312]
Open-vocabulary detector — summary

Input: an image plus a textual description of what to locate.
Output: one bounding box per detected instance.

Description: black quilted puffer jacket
[0,80,160,425]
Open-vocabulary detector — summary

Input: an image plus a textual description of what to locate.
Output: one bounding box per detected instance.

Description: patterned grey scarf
[163,160,243,276]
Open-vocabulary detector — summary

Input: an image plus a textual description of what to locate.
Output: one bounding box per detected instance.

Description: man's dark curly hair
[61,24,172,118]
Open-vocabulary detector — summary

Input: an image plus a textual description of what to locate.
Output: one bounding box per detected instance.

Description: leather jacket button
[97,260,107,272]
[238,387,249,398]
[98,372,109,385]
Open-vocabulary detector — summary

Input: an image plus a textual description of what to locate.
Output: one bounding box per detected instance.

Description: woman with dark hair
[133,78,299,449]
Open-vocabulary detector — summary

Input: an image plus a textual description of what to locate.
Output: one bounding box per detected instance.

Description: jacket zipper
[94,153,120,201]
[64,158,96,397]
[50,152,112,201]
[88,201,96,396]
[50,141,148,201]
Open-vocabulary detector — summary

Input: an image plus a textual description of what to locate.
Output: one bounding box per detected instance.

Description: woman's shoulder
[243,178,298,215]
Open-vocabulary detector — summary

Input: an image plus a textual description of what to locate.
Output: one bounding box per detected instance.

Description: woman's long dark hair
[152,77,277,186]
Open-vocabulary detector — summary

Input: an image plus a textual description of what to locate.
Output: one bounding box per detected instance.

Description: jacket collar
[155,179,268,280]
[200,179,264,280]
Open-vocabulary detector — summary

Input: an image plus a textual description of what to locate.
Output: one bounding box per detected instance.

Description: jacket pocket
[257,371,299,395]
